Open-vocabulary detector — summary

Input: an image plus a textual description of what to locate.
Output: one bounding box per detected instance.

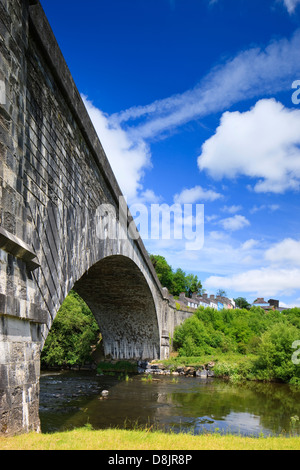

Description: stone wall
[0,0,44,436]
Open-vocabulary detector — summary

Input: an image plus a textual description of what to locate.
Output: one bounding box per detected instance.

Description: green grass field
[0,427,299,450]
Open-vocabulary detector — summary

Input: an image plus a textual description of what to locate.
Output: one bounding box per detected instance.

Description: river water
[39,370,300,437]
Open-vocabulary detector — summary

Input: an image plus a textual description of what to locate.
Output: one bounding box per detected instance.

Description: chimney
[268,299,279,308]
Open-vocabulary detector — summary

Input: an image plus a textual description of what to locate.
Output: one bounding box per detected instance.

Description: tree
[149,254,173,292]
[172,268,187,296]
[41,291,101,369]
[234,297,251,309]
[185,273,203,298]
[149,253,203,298]
[216,289,227,297]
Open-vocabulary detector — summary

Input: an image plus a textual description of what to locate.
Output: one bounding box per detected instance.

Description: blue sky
[40,0,300,307]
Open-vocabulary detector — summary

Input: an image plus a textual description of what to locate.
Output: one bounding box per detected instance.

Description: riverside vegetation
[169,305,300,385]
[41,289,300,386]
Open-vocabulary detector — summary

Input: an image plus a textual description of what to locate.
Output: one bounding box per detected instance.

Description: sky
[40,0,300,307]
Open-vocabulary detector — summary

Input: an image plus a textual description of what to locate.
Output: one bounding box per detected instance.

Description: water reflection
[39,371,300,436]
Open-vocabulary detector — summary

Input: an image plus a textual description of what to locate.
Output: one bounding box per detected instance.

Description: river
[39,370,300,437]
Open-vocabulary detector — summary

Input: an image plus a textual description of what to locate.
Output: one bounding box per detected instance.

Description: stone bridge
[0,0,193,435]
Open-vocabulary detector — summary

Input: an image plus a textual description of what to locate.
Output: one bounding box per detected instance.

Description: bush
[172,305,300,383]
[173,316,214,356]
[253,323,300,383]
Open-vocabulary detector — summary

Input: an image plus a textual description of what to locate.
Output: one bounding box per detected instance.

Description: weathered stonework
[0,0,192,436]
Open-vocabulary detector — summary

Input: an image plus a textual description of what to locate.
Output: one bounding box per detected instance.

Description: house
[177,292,236,310]
[252,298,284,311]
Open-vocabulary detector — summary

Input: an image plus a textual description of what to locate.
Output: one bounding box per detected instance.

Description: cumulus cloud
[203,236,300,297]
[198,99,300,193]
[173,185,223,204]
[82,96,152,202]
[265,238,300,266]
[205,267,300,297]
[219,214,250,231]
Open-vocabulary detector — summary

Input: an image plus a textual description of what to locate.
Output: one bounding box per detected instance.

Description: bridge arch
[73,255,161,360]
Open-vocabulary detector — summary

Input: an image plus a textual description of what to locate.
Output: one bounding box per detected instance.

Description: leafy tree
[234,297,251,309]
[283,307,300,329]
[149,254,174,292]
[185,273,203,297]
[172,268,187,296]
[149,254,203,298]
[41,291,101,369]
[216,289,227,297]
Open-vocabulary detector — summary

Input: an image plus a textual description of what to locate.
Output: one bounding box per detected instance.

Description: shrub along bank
[40,289,300,385]
[171,306,300,384]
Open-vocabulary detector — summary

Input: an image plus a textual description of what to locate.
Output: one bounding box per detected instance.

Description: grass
[97,360,138,375]
[0,427,299,450]
[159,352,257,368]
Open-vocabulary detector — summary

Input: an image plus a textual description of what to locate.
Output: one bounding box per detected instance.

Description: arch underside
[73,255,161,360]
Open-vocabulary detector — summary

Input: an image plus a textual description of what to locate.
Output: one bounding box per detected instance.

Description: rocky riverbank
[137,360,215,378]
[43,359,217,378]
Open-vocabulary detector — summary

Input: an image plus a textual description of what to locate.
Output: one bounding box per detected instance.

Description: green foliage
[149,254,174,292]
[172,305,300,383]
[253,323,300,383]
[234,297,251,309]
[149,254,202,297]
[172,268,188,296]
[41,290,101,369]
[283,307,300,329]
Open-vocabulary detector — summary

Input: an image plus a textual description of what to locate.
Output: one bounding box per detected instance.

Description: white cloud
[265,238,300,266]
[112,30,300,141]
[219,214,250,231]
[209,230,228,240]
[137,189,162,204]
[205,267,300,297]
[206,214,219,222]
[201,236,300,299]
[281,0,300,14]
[221,205,242,214]
[198,99,300,193]
[173,185,222,204]
[82,96,152,202]
[250,204,280,214]
[241,239,259,250]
